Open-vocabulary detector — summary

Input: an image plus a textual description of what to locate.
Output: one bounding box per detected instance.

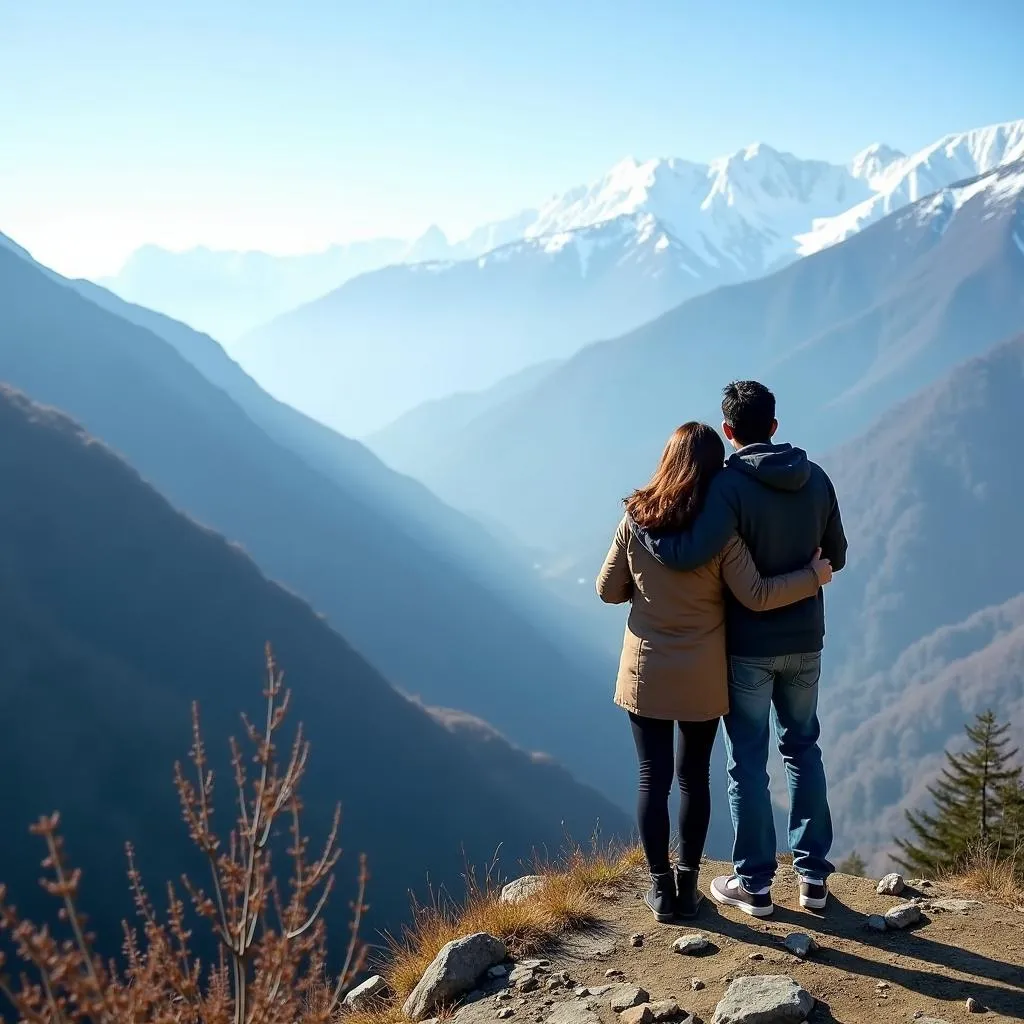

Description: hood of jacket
[727,442,811,492]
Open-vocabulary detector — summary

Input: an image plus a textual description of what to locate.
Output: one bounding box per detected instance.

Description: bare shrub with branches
[0,646,368,1024]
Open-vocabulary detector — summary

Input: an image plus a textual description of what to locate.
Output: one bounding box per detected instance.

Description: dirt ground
[458,861,1024,1024]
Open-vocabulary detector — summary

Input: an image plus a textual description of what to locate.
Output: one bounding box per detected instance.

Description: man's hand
[807,547,832,586]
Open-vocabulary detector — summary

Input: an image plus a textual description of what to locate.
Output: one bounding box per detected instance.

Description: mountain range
[99,212,540,344]
[232,120,1024,436]
[5,110,1024,902]
[363,156,1024,865]
[0,383,627,947]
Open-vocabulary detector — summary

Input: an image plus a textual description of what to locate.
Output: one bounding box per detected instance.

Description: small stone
[496,991,513,1002]
[690,979,705,992]
[497,1010,515,1020]
[605,970,624,979]
[913,1018,952,1024]
[672,933,709,955]
[501,876,548,904]
[545,979,564,992]
[490,965,510,979]
[519,978,540,993]
[782,933,816,958]
[589,986,612,997]
[876,873,905,896]
[630,933,644,948]
[884,903,922,930]
[867,914,887,932]
[573,987,590,998]
[747,952,764,961]
[611,986,650,1012]
[619,1006,655,1024]
[343,974,388,1010]
[711,975,814,1024]
[966,997,985,1013]
[875,982,889,991]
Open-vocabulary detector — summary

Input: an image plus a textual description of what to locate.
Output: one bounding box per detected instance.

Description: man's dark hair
[722,380,776,444]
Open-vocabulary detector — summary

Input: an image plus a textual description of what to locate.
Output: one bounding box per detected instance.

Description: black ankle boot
[674,866,701,919]
[644,871,677,923]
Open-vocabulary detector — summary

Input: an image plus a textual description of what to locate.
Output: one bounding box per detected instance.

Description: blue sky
[1,0,1021,277]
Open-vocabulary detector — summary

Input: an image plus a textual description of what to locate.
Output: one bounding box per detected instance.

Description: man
[630,381,847,917]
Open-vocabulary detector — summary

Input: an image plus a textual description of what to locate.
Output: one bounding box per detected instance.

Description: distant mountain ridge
[0,237,633,809]
[372,158,1024,570]
[235,118,1024,436]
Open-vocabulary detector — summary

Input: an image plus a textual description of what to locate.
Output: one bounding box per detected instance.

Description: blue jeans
[723,652,834,892]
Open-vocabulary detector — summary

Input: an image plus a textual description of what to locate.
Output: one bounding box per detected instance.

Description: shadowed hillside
[813,332,1024,864]
[0,386,629,948]
[0,241,631,807]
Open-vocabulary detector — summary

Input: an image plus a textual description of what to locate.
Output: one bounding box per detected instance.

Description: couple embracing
[597,381,847,923]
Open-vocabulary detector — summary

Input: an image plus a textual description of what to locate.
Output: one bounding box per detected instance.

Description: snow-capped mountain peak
[849,142,906,189]
[798,119,1024,255]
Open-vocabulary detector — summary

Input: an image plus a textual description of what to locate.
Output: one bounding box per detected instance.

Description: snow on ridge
[797,120,1024,255]
[410,118,1024,288]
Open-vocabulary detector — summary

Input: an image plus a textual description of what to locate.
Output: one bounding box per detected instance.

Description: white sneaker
[710,874,774,917]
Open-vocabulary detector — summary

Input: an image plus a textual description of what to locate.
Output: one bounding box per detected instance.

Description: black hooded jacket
[630,442,847,657]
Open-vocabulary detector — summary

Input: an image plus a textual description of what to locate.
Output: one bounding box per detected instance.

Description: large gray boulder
[402,933,508,1020]
[712,976,814,1024]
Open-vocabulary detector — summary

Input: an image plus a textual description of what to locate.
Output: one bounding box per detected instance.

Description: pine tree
[837,850,867,876]
[996,777,1024,873]
[895,710,1020,877]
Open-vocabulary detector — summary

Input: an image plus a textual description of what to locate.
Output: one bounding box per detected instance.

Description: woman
[596,422,832,923]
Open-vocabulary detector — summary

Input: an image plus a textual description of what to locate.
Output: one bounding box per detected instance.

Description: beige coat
[597,516,820,721]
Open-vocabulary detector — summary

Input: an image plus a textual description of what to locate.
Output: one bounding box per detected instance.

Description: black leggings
[628,713,720,874]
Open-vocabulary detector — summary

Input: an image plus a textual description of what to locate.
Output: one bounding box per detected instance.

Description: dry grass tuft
[938,844,1024,907]
[350,842,642,1024]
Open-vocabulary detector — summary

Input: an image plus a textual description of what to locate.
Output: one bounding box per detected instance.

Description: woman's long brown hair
[624,422,726,531]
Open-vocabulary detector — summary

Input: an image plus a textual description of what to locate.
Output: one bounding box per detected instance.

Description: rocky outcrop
[711,976,814,1024]
[343,974,387,1009]
[402,932,507,1020]
[500,875,548,904]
